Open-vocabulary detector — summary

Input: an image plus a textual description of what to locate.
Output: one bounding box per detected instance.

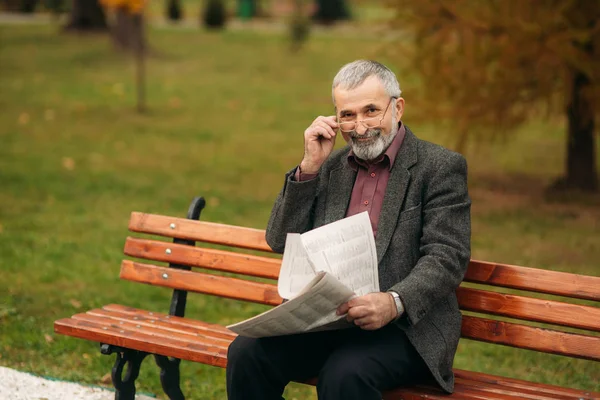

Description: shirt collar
[347,122,406,172]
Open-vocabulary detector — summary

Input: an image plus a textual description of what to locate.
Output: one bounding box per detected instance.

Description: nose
[355,122,368,135]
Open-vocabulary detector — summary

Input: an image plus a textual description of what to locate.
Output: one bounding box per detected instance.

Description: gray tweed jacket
[265,127,471,393]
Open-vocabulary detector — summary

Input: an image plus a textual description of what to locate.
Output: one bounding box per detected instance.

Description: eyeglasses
[337,97,396,133]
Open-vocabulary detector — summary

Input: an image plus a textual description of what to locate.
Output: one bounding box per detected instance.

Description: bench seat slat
[465,261,600,301]
[81,309,232,346]
[452,377,574,400]
[101,304,236,339]
[71,313,230,350]
[461,315,600,361]
[457,287,600,332]
[129,212,272,252]
[119,260,283,306]
[124,237,281,280]
[54,317,228,368]
[454,369,598,399]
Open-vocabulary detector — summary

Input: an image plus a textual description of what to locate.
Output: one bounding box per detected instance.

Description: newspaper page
[301,212,379,296]
[277,234,317,299]
[227,271,355,338]
[227,212,379,338]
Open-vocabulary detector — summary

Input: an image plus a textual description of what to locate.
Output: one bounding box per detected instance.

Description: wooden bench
[54,196,600,400]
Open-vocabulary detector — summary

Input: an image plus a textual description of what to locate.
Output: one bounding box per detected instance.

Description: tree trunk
[111,7,145,52]
[562,67,598,192]
[64,0,108,32]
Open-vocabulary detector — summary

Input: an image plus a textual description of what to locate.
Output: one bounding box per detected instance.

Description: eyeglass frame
[336,97,397,133]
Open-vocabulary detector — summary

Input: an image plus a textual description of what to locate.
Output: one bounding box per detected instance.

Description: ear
[395,97,405,121]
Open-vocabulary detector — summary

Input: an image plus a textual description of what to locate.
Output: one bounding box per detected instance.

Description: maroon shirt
[296,123,406,237]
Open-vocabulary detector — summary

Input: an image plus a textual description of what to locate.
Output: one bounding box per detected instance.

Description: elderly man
[226,60,471,400]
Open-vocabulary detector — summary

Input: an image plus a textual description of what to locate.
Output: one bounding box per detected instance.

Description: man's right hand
[300,116,338,174]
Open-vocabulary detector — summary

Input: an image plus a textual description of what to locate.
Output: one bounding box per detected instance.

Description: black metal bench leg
[155,355,185,400]
[101,344,148,400]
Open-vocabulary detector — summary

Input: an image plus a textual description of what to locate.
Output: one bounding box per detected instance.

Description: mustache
[347,128,382,139]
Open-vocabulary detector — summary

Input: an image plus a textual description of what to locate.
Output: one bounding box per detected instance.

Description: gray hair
[332,60,401,104]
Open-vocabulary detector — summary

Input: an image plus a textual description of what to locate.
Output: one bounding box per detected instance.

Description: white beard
[349,115,398,162]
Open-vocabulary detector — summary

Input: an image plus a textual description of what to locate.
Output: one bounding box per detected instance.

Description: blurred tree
[101,0,147,112]
[64,0,108,31]
[387,0,599,192]
[313,0,350,25]
[290,0,309,51]
[166,0,182,21]
[203,0,226,29]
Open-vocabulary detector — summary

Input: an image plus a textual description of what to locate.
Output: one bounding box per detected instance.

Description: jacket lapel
[375,128,418,263]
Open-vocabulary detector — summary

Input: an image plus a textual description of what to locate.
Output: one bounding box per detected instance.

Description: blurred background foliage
[0,1,599,399]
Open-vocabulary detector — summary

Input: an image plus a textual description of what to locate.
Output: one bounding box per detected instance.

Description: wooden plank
[128,212,273,252]
[119,260,283,306]
[465,261,600,301]
[124,237,281,280]
[457,287,600,332]
[71,313,230,350]
[82,309,233,346]
[461,315,600,361]
[101,304,236,339]
[454,369,599,399]
[54,317,228,368]
[453,377,574,400]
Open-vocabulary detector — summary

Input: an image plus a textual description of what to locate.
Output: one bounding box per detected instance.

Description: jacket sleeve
[265,167,320,253]
[390,152,471,326]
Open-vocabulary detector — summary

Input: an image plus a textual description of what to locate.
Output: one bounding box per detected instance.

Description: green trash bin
[238,0,253,19]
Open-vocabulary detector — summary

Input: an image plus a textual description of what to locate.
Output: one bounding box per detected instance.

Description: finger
[313,121,336,138]
[306,126,333,140]
[360,322,379,331]
[347,306,369,320]
[337,302,349,316]
[317,115,339,129]
[347,295,368,308]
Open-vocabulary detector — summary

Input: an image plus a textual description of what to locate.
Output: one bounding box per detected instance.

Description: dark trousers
[226,324,430,400]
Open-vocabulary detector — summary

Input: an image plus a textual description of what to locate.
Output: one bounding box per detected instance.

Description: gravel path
[0,366,156,400]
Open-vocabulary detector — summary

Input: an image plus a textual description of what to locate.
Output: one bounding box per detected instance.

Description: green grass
[0,24,599,399]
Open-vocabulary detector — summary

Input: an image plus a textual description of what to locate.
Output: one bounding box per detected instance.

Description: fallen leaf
[82,353,90,359]
[62,157,75,171]
[18,112,29,125]
[168,97,181,108]
[44,334,54,344]
[69,299,82,309]
[100,372,112,384]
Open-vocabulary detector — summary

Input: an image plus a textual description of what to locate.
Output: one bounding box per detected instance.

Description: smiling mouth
[354,136,376,142]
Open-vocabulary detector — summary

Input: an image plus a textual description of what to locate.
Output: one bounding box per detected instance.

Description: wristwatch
[387,291,404,320]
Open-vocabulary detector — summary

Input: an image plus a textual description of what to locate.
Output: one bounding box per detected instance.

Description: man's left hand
[337,292,398,330]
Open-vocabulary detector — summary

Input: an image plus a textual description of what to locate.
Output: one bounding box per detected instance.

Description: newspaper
[226,212,378,338]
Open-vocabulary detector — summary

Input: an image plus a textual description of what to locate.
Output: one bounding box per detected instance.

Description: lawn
[0,23,599,399]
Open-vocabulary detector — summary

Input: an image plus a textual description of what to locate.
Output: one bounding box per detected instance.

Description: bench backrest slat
[129,213,272,252]
[457,287,600,332]
[465,261,600,301]
[461,315,600,361]
[120,260,282,306]
[124,237,280,280]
